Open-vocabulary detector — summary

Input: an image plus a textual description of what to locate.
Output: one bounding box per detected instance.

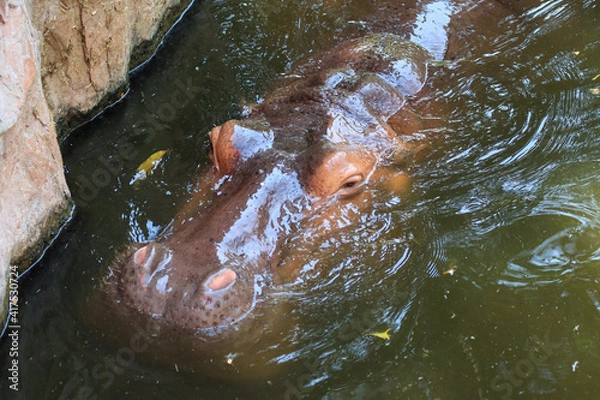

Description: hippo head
[106,34,436,342]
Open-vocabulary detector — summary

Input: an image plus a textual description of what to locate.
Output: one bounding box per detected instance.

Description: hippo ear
[387,105,441,164]
[391,137,429,165]
[208,120,238,174]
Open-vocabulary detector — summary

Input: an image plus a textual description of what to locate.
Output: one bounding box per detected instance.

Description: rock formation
[0,0,188,326]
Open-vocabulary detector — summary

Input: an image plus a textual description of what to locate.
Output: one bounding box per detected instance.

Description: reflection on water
[2,0,600,398]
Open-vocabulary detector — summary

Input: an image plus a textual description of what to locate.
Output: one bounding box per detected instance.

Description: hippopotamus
[85,0,539,379]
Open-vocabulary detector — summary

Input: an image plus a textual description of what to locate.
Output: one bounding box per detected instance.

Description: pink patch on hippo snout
[133,245,151,267]
[206,268,237,291]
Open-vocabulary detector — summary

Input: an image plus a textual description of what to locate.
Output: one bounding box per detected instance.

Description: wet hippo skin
[85,0,539,378]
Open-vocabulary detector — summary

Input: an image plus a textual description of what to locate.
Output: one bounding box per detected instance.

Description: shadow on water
[2,0,600,399]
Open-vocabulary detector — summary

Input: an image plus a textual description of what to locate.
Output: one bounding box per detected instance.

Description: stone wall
[0,0,187,326]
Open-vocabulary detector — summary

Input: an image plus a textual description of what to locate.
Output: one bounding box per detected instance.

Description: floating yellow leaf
[573,51,580,56]
[593,74,600,81]
[130,150,170,186]
[590,88,600,95]
[443,263,457,276]
[137,150,169,174]
[367,328,391,340]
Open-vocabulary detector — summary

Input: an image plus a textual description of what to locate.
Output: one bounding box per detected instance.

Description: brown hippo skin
[87,0,538,378]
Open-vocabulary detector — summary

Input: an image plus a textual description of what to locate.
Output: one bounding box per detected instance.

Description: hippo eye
[307,150,375,198]
[337,173,364,196]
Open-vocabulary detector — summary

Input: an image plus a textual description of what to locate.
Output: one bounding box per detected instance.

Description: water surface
[2,0,600,398]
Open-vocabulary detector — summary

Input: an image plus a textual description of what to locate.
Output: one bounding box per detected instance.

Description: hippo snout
[114,242,256,332]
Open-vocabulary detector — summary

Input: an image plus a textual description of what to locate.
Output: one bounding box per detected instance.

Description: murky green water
[2,0,600,398]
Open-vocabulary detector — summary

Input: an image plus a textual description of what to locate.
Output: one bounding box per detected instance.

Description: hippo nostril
[132,243,163,273]
[130,243,172,291]
[133,245,151,267]
[206,269,237,291]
